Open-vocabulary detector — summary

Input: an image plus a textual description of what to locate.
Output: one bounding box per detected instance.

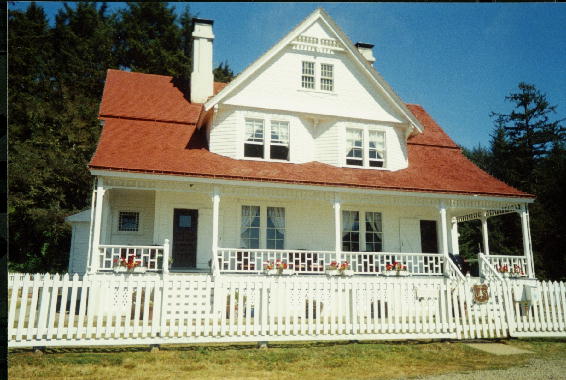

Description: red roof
[90,70,532,198]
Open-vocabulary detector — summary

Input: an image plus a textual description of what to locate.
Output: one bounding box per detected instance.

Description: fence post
[162,239,170,275]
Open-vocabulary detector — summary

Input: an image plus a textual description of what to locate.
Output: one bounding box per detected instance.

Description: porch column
[519,204,534,278]
[211,186,221,274]
[439,201,449,274]
[89,177,106,273]
[333,196,341,261]
[450,217,460,255]
[481,211,490,255]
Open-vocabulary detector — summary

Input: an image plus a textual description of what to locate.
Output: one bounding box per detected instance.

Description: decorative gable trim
[205,8,424,134]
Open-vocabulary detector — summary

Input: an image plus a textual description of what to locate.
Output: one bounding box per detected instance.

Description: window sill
[297,88,337,96]
[343,164,389,171]
[241,156,291,164]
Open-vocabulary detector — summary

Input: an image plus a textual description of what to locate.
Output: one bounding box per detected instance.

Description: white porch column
[520,204,534,278]
[89,177,106,273]
[333,195,341,261]
[211,186,221,274]
[439,201,449,274]
[481,211,490,255]
[450,217,460,255]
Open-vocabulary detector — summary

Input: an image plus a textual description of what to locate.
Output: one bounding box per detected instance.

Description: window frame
[114,209,143,235]
[269,120,290,161]
[345,128,364,167]
[244,118,265,159]
[341,209,384,252]
[320,63,334,92]
[266,207,286,249]
[344,126,387,169]
[301,61,315,90]
[240,205,261,249]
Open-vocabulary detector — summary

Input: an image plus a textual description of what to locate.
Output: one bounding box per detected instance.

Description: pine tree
[213,60,235,83]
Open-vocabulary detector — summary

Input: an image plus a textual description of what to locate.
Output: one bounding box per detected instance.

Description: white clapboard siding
[7,273,566,347]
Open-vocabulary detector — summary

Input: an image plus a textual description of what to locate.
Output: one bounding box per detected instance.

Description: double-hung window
[244,118,264,158]
[301,61,315,89]
[342,210,383,252]
[365,212,383,252]
[266,207,285,249]
[320,64,334,91]
[270,121,289,160]
[368,131,385,168]
[240,206,260,248]
[342,211,360,251]
[346,128,363,166]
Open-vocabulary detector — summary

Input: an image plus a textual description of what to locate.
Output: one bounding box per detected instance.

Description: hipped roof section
[90,69,532,199]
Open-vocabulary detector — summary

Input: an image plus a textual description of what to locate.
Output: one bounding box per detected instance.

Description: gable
[206,9,423,133]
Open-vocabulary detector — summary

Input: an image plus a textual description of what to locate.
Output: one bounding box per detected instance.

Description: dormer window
[346,128,363,166]
[301,61,315,89]
[270,121,290,160]
[368,131,385,167]
[320,64,334,91]
[244,118,264,158]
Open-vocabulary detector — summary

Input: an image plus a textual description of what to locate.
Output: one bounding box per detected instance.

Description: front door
[172,209,198,269]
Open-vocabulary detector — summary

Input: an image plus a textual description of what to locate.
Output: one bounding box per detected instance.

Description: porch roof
[89,70,533,199]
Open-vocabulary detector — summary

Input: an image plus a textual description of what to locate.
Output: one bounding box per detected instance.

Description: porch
[85,174,536,281]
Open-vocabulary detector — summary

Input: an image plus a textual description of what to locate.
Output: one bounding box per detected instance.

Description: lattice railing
[98,245,165,272]
[216,248,446,276]
[484,255,531,278]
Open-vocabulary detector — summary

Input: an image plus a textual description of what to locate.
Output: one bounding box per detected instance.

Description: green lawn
[8,339,566,380]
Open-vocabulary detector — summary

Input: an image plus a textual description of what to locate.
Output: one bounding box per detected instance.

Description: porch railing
[97,244,166,272]
[483,254,531,278]
[216,248,447,276]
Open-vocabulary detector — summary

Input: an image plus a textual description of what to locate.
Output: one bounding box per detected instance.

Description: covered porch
[84,172,535,280]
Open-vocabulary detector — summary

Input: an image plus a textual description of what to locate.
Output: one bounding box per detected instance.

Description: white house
[13,8,566,350]
[69,8,535,280]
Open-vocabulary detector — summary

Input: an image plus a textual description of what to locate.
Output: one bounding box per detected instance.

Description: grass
[8,338,566,380]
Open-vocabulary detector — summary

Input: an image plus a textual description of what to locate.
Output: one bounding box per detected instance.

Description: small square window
[119,212,139,232]
[179,215,192,228]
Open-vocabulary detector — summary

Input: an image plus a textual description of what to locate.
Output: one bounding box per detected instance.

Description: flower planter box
[133,266,147,274]
[113,266,147,274]
[340,269,354,277]
[326,269,339,276]
[264,269,293,276]
[113,266,127,273]
[383,270,410,277]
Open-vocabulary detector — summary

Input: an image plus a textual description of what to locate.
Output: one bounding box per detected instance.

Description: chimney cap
[192,18,214,26]
[355,42,374,49]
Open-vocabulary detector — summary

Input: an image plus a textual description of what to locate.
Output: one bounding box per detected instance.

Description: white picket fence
[7,272,566,348]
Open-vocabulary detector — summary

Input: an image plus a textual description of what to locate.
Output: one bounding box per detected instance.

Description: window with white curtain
[365,212,383,252]
[342,210,360,251]
[270,121,289,160]
[346,128,363,166]
[267,207,285,249]
[244,118,264,158]
[301,61,315,89]
[240,206,260,248]
[368,131,385,167]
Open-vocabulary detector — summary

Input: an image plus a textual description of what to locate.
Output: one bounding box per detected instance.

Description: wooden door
[172,209,198,269]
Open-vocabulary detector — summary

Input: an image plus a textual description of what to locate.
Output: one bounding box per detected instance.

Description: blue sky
[10,2,566,149]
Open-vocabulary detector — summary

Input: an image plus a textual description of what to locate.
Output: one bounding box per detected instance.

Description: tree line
[459,83,565,280]
[8,3,564,280]
[8,2,234,272]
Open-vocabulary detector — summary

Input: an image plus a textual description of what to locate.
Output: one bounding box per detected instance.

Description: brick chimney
[190,18,215,103]
[355,42,376,66]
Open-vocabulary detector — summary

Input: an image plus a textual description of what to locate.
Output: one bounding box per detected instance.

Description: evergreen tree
[115,2,190,76]
[213,60,235,83]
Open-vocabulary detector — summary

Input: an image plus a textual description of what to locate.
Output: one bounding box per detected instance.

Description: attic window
[270,121,289,160]
[301,61,315,89]
[244,118,264,158]
[346,128,363,166]
[320,64,334,91]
